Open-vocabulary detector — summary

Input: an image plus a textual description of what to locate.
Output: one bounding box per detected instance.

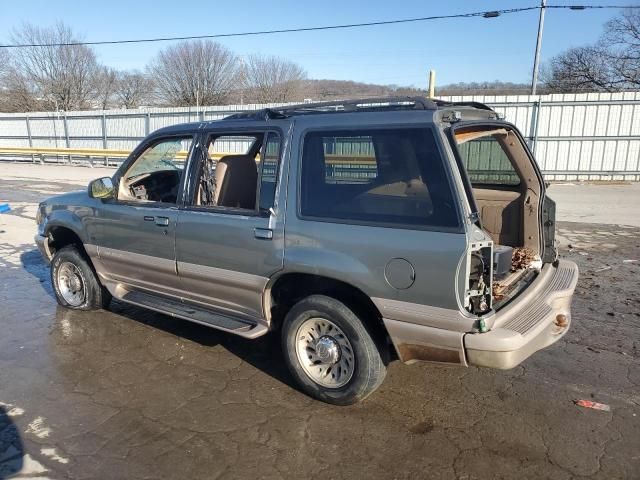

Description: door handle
[254,228,273,240]
[155,216,169,227]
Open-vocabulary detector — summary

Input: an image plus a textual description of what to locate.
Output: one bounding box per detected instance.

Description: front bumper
[35,233,52,264]
[464,260,579,369]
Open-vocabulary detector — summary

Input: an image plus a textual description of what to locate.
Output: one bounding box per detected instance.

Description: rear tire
[51,245,111,311]
[281,295,386,405]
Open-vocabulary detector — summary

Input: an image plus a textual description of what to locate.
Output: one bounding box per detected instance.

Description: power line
[0,4,636,49]
[547,4,640,9]
[0,6,540,49]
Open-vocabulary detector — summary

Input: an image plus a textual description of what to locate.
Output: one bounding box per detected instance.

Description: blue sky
[1,1,631,87]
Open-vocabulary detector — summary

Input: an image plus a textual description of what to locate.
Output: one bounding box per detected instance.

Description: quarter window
[456,133,521,186]
[259,132,282,212]
[300,128,459,228]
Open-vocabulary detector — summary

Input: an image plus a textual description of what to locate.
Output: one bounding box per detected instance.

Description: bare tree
[541,46,618,92]
[0,48,10,78]
[604,9,640,88]
[9,22,100,110]
[94,66,118,109]
[1,68,42,111]
[148,40,239,106]
[0,49,44,112]
[543,8,640,92]
[116,71,152,108]
[242,55,306,103]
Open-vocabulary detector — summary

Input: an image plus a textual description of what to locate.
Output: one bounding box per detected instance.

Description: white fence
[1,92,639,180]
[448,92,640,181]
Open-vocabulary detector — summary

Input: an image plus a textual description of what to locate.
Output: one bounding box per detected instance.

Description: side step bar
[120,289,267,338]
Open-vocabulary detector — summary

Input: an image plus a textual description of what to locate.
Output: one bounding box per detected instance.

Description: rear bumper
[464,260,579,369]
[35,233,52,264]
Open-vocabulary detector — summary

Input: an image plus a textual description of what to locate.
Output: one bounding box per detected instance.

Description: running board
[120,289,267,337]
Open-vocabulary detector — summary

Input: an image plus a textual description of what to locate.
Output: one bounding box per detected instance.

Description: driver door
[90,134,195,296]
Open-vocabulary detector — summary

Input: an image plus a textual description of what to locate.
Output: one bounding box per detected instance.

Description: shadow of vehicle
[0,406,24,479]
[20,242,299,393]
[20,248,54,298]
[55,302,299,392]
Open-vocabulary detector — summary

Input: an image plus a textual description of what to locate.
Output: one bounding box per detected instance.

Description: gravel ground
[0,164,638,479]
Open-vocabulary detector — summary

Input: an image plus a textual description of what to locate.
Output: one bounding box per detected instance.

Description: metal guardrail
[0,146,127,167]
[1,147,638,181]
[0,146,189,167]
[0,146,132,157]
[0,146,379,166]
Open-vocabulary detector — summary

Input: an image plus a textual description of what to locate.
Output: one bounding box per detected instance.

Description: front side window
[119,137,192,204]
[300,127,459,229]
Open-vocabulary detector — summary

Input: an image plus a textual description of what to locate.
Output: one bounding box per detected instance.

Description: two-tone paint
[35,104,578,370]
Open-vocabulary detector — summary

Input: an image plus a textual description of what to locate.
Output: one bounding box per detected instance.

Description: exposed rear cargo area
[452,124,549,309]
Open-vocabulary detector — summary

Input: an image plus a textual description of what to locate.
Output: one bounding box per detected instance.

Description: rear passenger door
[175,130,285,321]
[292,125,468,311]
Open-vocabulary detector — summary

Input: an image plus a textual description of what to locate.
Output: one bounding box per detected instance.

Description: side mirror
[88,177,115,199]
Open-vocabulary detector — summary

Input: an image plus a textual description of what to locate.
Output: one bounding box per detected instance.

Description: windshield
[126,139,189,180]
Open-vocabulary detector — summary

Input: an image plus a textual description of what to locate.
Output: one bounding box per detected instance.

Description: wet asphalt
[0,166,639,479]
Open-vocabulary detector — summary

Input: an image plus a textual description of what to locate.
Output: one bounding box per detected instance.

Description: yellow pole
[428,70,436,98]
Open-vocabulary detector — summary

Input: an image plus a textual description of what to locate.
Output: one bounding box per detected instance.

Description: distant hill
[301,79,425,100]
[435,81,532,96]
[299,79,531,101]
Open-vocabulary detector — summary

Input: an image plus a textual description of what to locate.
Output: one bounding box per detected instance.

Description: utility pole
[428,70,436,98]
[239,56,246,106]
[531,0,546,95]
[196,77,200,110]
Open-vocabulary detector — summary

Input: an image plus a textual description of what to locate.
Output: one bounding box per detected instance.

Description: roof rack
[432,99,494,112]
[222,96,494,121]
[224,96,438,121]
[277,96,437,113]
[223,109,288,121]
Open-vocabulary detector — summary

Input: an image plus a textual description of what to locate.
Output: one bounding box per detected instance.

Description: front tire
[51,245,111,311]
[281,295,386,405]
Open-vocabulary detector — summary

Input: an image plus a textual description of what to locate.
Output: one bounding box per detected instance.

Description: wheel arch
[46,224,92,262]
[264,272,393,360]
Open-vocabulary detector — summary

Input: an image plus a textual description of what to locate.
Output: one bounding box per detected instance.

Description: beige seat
[214,155,258,209]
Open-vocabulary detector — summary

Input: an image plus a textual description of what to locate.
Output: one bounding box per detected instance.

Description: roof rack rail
[432,99,494,112]
[222,97,494,122]
[275,96,437,113]
[223,108,288,121]
[223,96,439,120]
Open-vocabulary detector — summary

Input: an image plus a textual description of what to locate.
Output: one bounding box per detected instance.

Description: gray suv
[35,97,578,405]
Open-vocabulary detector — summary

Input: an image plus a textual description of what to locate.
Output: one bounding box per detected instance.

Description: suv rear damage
[36,96,578,405]
[442,105,576,368]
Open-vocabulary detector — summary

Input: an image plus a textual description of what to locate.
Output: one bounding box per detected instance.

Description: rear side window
[300,127,459,229]
[457,134,521,186]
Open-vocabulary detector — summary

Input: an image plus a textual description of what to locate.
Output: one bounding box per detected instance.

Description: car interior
[454,126,545,304]
[196,134,264,210]
[454,126,543,254]
[118,138,190,204]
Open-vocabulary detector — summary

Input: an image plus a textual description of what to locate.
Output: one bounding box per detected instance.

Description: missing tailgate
[451,124,547,310]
